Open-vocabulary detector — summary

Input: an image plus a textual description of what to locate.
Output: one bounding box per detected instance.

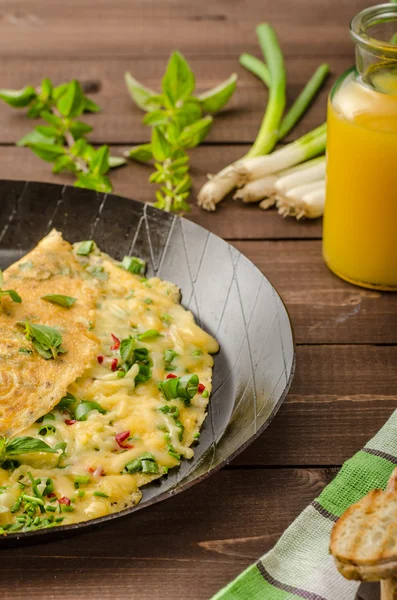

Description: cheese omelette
[0,232,218,533]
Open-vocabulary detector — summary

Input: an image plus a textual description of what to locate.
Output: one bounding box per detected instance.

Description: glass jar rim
[350,3,397,58]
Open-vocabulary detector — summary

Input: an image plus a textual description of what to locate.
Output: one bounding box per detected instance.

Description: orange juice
[323,69,397,290]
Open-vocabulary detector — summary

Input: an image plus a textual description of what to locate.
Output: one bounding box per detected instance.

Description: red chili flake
[198,383,206,394]
[166,373,177,379]
[97,355,104,364]
[65,419,77,426]
[88,467,95,473]
[58,496,71,506]
[47,492,56,499]
[110,333,120,350]
[115,430,134,449]
[111,358,118,371]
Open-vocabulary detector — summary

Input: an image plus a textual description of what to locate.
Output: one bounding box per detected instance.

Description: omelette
[0,232,218,533]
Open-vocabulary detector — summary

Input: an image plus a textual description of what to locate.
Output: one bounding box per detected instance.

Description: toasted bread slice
[330,467,397,581]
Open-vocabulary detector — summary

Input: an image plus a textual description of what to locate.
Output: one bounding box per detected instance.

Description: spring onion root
[234,175,278,203]
[260,180,325,219]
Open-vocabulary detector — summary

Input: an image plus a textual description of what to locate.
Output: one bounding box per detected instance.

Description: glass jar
[323,3,397,290]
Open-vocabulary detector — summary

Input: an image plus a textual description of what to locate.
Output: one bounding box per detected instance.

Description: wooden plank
[0,56,345,144]
[0,145,323,240]
[2,467,336,600]
[235,241,397,344]
[233,345,397,467]
[0,0,368,59]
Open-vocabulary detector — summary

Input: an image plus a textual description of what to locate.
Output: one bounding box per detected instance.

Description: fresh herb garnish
[86,265,108,280]
[119,337,152,385]
[0,436,58,467]
[18,347,32,354]
[123,452,159,475]
[74,401,107,421]
[158,374,199,405]
[93,491,109,498]
[74,475,90,488]
[17,320,66,360]
[120,256,146,275]
[137,329,160,341]
[41,294,77,308]
[54,392,76,413]
[157,405,184,441]
[0,270,22,304]
[167,443,181,461]
[76,240,95,256]
[0,80,126,193]
[125,52,237,212]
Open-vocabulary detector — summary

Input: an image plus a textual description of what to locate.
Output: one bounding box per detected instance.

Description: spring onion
[268,180,326,220]
[158,374,199,404]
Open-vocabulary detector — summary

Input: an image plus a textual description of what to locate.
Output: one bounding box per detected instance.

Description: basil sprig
[0,269,21,304]
[0,435,57,464]
[41,294,77,308]
[18,320,66,360]
[125,52,237,212]
[158,374,199,405]
[0,79,126,194]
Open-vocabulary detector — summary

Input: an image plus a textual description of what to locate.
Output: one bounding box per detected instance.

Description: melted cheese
[0,244,218,531]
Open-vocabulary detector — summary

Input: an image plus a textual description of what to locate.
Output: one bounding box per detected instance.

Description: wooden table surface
[1,1,396,599]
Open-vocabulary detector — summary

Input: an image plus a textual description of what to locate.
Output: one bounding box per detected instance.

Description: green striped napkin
[213,410,397,600]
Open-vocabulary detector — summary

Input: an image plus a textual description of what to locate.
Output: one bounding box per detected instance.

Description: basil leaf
[27,142,66,163]
[28,323,63,350]
[4,289,22,303]
[76,240,94,255]
[179,116,213,149]
[197,73,238,113]
[151,127,171,162]
[39,78,53,102]
[143,110,169,127]
[74,401,107,422]
[17,129,56,148]
[0,86,37,108]
[108,156,127,169]
[55,392,76,411]
[74,173,112,193]
[124,73,160,112]
[52,155,77,174]
[120,255,146,275]
[161,52,195,105]
[32,339,53,360]
[56,80,84,118]
[5,436,57,456]
[90,145,109,175]
[41,294,77,308]
[35,125,60,139]
[83,97,101,113]
[126,143,153,163]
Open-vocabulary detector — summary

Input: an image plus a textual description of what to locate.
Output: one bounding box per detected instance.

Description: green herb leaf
[120,255,146,275]
[108,156,127,169]
[126,143,153,163]
[137,329,160,341]
[0,289,22,303]
[158,374,199,403]
[55,393,76,412]
[56,80,85,118]
[197,73,237,112]
[90,145,110,175]
[0,86,37,108]
[83,97,101,113]
[179,116,213,148]
[124,72,161,112]
[76,240,95,256]
[4,436,57,456]
[17,129,56,148]
[27,142,66,163]
[18,321,65,360]
[74,401,107,422]
[74,172,112,193]
[151,127,171,162]
[119,337,136,364]
[162,51,195,105]
[69,120,93,139]
[41,295,77,308]
[123,452,158,474]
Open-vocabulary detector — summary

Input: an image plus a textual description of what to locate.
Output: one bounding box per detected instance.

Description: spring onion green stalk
[158,374,199,403]
[239,53,271,87]
[277,65,329,139]
[261,180,325,219]
[246,24,286,158]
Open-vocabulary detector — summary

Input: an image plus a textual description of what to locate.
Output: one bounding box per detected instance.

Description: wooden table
[0,1,396,598]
